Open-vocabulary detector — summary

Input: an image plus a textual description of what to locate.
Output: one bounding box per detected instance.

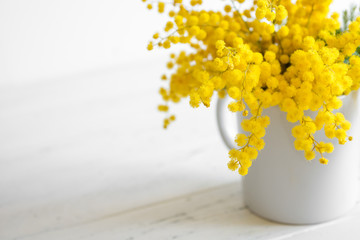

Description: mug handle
[216,96,238,150]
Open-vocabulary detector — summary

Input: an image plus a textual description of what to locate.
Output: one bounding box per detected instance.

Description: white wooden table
[1,60,360,239]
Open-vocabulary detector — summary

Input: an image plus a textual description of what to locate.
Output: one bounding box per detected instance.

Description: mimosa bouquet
[143,0,360,176]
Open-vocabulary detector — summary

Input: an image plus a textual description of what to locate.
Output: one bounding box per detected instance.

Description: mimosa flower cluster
[143,0,360,175]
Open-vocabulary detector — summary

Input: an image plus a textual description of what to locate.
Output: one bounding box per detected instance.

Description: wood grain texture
[0,62,359,239]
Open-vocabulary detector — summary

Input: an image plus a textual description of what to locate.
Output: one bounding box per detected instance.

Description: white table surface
[1,60,360,240]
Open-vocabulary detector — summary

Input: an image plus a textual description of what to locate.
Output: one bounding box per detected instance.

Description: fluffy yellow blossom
[275,5,288,23]
[147,42,153,51]
[235,134,248,147]
[238,167,248,176]
[144,0,360,176]
[264,51,276,63]
[228,159,239,171]
[256,8,266,20]
[158,2,165,13]
[228,86,241,100]
[305,150,316,160]
[278,26,289,38]
[319,157,329,165]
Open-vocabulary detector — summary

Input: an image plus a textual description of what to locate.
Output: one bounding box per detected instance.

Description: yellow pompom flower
[305,151,315,161]
[253,52,263,64]
[228,102,239,112]
[196,29,207,40]
[246,147,258,160]
[238,166,248,176]
[199,12,209,24]
[147,42,153,51]
[188,25,200,36]
[278,26,289,38]
[235,134,248,147]
[228,159,239,171]
[319,157,329,165]
[224,5,232,13]
[280,55,289,64]
[240,158,252,168]
[257,0,267,8]
[341,120,351,131]
[163,40,171,49]
[189,91,201,108]
[215,40,225,50]
[264,51,276,63]
[251,137,265,150]
[256,8,266,20]
[243,10,251,18]
[292,125,307,139]
[153,33,159,39]
[158,2,165,13]
[228,86,241,100]
[158,105,169,112]
[324,143,334,153]
[275,5,287,22]
[265,11,276,21]
[187,16,199,26]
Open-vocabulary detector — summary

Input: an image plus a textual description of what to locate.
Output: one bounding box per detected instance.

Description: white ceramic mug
[216,91,360,224]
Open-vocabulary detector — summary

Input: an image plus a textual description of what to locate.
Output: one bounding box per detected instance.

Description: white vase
[216,91,360,224]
